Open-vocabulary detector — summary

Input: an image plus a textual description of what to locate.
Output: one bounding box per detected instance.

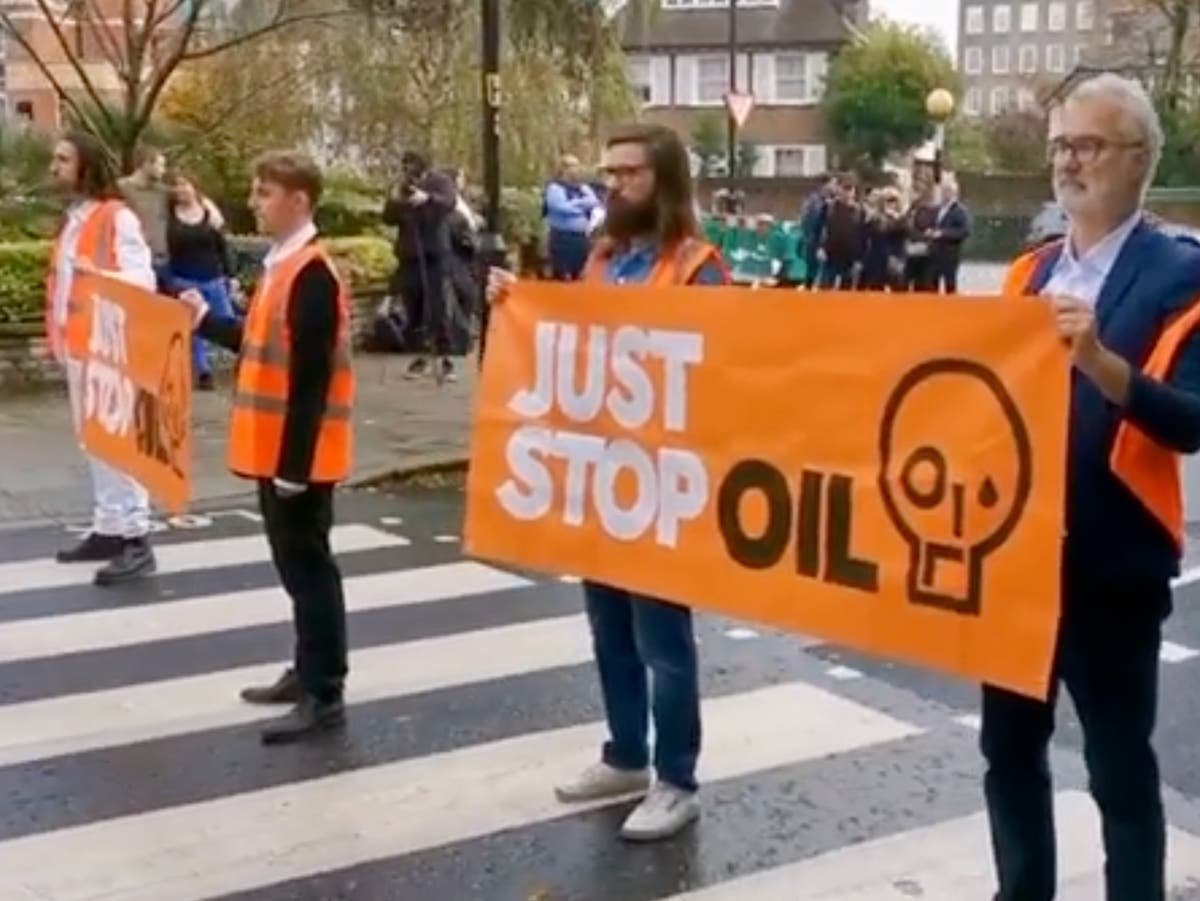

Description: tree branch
[81,0,127,75]
[30,0,117,130]
[181,9,354,61]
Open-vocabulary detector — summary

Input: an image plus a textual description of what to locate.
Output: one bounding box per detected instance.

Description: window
[1046,42,1065,72]
[773,144,826,177]
[1020,2,1039,31]
[965,87,983,115]
[1076,0,1094,29]
[696,55,728,104]
[775,53,807,102]
[1074,43,1086,65]
[15,100,31,121]
[627,57,652,105]
[965,5,984,33]
[1048,1,1066,30]
[964,46,983,74]
[1019,44,1038,73]
[990,86,1010,115]
[1018,87,1036,111]
[771,52,826,103]
[992,45,1010,74]
[993,5,1012,31]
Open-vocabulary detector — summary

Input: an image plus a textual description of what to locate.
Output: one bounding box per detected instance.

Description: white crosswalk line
[0,613,593,767]
[0,524,407,594]
[664,791,1200,899]
[0,682,921,901]
[0,561,529,663]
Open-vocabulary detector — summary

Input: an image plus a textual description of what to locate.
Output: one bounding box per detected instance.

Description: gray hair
[1060,72,1163,192]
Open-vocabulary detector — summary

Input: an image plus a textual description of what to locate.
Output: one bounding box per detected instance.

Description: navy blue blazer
[1023,222,1200,603]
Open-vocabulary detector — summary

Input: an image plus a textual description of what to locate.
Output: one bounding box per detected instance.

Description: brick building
[613,0,864,178]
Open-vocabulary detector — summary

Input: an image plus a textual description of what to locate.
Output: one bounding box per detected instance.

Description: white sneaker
[554,762,651,803]
[619,782,700,842]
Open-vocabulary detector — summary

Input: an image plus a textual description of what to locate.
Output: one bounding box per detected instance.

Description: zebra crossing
[1,496,1199,900]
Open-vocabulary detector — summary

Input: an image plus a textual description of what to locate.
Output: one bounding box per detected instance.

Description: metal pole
[478,0,504,367]
[726,0,738,193]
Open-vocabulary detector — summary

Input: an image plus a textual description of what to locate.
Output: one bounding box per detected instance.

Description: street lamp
[925,87,955,186]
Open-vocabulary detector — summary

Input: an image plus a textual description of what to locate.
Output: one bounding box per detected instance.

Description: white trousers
[65,358,151,538]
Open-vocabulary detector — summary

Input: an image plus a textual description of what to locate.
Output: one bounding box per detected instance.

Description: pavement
[0,488,1197,900]
[0,353,475,525]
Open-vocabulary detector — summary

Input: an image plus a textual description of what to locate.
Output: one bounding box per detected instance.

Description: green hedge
[0,235,396,324]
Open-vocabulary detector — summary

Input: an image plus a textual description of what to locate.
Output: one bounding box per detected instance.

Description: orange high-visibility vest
[1004,240,1190,548]
[582,236,729,286]
[227,243,355,483]
[45,200,123,359]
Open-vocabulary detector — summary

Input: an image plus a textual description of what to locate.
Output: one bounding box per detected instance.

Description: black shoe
[197,372,215,391]
[241,668,302,705]
[438,358,457,384]
[56,533,123,563]
[405,357,429,380]
[93,538,156,586]
[260,695,345,745]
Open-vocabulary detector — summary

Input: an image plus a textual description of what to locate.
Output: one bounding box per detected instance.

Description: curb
[345,453,470,490]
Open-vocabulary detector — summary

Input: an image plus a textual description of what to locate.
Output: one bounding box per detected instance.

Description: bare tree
[0,0,356,169]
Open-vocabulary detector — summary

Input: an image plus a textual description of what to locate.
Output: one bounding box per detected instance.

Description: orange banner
[76,272,193,514]
[464,284,1071,700]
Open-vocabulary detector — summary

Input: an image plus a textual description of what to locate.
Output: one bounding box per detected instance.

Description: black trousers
[401,254,449,356]
[258,481,347,703]
[981,586,1167,901]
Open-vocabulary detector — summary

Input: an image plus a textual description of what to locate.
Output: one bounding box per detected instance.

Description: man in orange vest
[48,130,159,586]
[487,123,729,842]
[180,151,355,745]
[989,73,1200,900]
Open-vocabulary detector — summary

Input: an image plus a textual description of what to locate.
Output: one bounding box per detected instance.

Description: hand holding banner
[464,284,1071,700]
[75,272,193,513]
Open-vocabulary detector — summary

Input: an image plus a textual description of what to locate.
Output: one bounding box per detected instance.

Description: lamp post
[477,0,504,365]
[925,87,955,187]
[726,0,738,191]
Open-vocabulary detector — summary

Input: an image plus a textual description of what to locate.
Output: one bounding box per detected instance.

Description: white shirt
[262,219,318,271]
[52,199,155,327]
[1042,211,1141,308]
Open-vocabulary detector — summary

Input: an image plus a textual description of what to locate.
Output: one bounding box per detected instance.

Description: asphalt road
[0,487,1198,900]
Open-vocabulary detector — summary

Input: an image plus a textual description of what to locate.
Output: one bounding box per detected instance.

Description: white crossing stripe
[0,562,530,663]
[0,613,594,768]
[1160,640,1200,664]
[664,791,1200,899]
[0,682,922,901]
[0,524,407,595]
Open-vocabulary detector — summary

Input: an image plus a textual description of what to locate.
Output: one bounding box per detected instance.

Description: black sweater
[199,256,340,485]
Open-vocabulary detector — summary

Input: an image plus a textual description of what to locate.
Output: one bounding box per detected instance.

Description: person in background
[49,130,158,585]
[860,187,908,291]
[818,173,866,290]
[118,145,170,288]
[383,150,458,382]
[929,181,971,294]
[444,167,482,327]
[166,171,237,391]
[799,174,835,289]
[990,73,1200,900]
[904,180,940,291]
[487,122,728,843]
[543,154,600,281]
[180,151,355,745]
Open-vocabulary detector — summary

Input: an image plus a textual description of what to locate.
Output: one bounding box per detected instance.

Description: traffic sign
[725,92,755,128]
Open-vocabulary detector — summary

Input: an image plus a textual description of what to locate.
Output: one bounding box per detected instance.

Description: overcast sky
[873,0,960,58]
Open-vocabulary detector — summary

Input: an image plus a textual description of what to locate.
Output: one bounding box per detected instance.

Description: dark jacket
[382,169,456,261]
[931,200,971,266]
[820,200,866,264]
[1021,222,1200,607]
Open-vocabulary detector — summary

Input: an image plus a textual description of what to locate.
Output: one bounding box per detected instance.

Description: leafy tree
[824,20,960,173]
[945,117,995,172]
[985,110,1047,173]
[690,112,725,177]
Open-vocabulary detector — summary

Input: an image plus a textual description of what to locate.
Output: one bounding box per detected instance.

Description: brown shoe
[240,668,302,705]
[260,695,345,745]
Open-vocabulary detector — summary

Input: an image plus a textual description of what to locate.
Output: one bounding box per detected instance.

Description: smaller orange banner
[76,272,193,513]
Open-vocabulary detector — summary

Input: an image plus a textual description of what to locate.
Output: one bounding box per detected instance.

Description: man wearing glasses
[993,73,1200,899]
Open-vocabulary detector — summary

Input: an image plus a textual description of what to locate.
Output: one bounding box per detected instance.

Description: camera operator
[383,150,458,382]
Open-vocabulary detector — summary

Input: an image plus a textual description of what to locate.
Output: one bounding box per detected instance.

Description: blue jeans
[548,229,590,281]
[172,274,233,377]
[583,581,701,792]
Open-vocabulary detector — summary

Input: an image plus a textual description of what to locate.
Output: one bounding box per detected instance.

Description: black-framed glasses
[1046,135,1145,165]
